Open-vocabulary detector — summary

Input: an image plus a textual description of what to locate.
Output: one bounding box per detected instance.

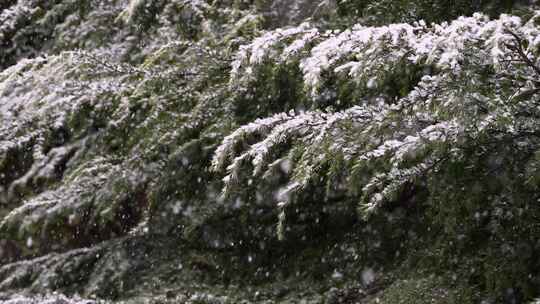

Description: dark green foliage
[336,0,525,26]
[2,1,540,303]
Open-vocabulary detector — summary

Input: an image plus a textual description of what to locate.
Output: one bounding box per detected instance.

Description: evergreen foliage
[216,11,540,235]
[1,0,540,302]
